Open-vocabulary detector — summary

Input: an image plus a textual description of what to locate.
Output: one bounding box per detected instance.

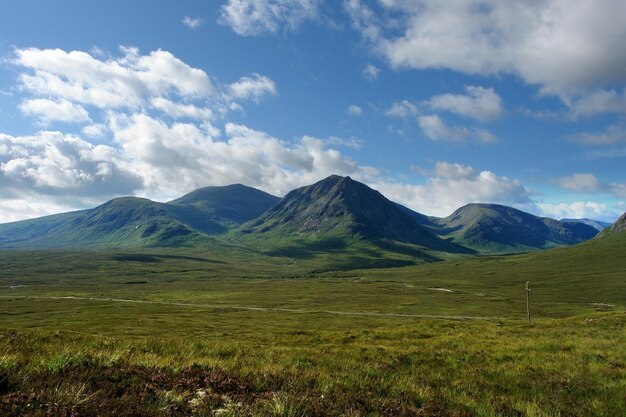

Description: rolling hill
[0,176,602,256]
[0,185,279,249]
[431,203,599,253]
[560,218,611,232]
[169,184,280,227]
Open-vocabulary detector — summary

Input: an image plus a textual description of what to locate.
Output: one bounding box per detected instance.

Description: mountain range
[0,175,615,260]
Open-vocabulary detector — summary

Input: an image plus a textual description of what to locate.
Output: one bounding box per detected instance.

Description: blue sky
[0,0,625,223]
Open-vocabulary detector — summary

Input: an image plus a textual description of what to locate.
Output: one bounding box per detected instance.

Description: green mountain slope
[434,203,598,253]
[237,175,468,254]
[0,185,280,249]
[170,184,280,227]
[596,212,626,238]
[560,218,611,232]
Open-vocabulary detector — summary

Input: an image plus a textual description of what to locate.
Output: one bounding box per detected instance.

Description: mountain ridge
[0,176,601,256]
[238,175,467,253]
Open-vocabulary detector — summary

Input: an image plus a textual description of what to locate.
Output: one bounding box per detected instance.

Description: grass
[1,232,625,415]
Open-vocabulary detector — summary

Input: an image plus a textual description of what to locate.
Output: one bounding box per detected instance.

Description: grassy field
[1,233,625,415]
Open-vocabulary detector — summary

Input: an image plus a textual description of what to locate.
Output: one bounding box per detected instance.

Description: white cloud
[151,97,214,120]
[567,124,626,146]
[346,0,626,114]
[220,0,320,36]
[15,47,213,111]
[537,202,616,222]
[0,197,79,224]
[106,112,371,199]
[13,46,275,126]
[362,63,380,80]
[417,114,496,143]
[82,123,107,138]
[347,104,363,116]
[385,100,418,118]
[566,88,626,118]
[228,73,277,102]
[372,162,532,217]
[0,131,142,196]
[426,86,503,122]
[553,173,605,193]
[182,16,204,29]
[327,136,363,149]
[432,161,476,180]
[19,98,90,125]
[553,173,626,199]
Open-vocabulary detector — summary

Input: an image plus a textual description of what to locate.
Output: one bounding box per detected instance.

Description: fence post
[525,281,531,324]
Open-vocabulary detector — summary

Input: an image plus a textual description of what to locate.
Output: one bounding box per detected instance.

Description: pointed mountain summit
[434,203,599,253]
[240,175,461,251]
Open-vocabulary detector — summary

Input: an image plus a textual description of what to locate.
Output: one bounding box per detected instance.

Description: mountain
[596,212,626,238]
[238,175,465,253]
[0,185,279,249]
[433,203,599,253]
[0,177,601,256]
[560,218,612,232]
[169,184,280,227]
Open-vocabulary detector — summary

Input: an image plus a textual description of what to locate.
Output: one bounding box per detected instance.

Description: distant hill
[238,175,464,253]
[170,184,280,227]
[0,185,279,249]
[432,203,599,253]
[0,177,601,256]
[560,218,611,232]
[596,212,626,238]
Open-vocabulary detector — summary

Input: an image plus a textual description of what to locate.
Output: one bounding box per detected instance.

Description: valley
[1,176,624,416]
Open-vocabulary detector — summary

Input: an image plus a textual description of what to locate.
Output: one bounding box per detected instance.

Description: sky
[0,0,625,223]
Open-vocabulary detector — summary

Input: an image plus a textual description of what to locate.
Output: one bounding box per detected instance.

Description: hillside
[169,184,280,227]
[433,203,599,253]
[0,185,279,249]
[560,218,611,232]
[238,175,465,253]
[597,212,626,238]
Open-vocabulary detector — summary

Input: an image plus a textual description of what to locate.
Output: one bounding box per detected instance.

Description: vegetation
[1,230,625,415]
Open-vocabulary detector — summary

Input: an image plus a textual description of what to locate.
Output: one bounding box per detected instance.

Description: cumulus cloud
[182,16,204,29]
[362,63,380,80]
[15,47,213,110]
[151,97,214,120]
[228,74,277,103]
[219,0,321,36]
[82,123,108,138]
[426,86,503,122]
[0,131,142,197]
[104,111,372,199]
[347,104,363,116]
[417,114,496,143]
[346,0,626,114]
[12,46,276,125]
[19,98,91,125]
[553,173,626,199]
[536,202,617,222]
[372,161,532,217]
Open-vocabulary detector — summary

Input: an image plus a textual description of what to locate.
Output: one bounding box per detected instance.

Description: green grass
[0,232,625,415]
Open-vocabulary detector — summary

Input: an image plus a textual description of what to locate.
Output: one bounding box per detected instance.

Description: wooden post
[525,281,531,324]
